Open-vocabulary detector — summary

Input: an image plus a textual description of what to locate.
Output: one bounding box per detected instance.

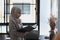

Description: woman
[9,7,28,40]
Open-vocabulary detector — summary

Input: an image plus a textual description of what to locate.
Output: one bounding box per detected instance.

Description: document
[18,24,37,33]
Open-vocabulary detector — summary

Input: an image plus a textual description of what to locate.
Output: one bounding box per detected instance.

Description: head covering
[11,7,21,18]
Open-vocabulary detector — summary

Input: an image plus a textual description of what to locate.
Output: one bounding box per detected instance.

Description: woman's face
[16,10,21,18]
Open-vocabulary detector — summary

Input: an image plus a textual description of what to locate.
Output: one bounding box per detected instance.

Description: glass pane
[6,5,10,13]
[0,26,6,33]
[7,26,9,32]
[22,0,36,4]
[2,26,6,33]
[0,26,2,33]
[52,0,58,17]
[23,5,30,14]
[6,14,10,23]
[20,5,36,23]
[10,0,22,4]
[0,0,4,23]
[40,0,50,37]
[10,0,36,4]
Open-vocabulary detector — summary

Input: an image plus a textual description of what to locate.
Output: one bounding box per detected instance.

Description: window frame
[6,1,36,23]
[0,0,39,34]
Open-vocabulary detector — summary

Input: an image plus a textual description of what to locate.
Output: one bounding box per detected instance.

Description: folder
[17,24,37,33]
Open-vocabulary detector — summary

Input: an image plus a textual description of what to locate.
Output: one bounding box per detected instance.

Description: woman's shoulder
[9,15,14,21]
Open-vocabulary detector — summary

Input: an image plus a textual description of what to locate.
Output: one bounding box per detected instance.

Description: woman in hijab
[9,7,28,40]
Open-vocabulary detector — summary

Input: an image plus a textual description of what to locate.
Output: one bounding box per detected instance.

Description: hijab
[11,7,21,19]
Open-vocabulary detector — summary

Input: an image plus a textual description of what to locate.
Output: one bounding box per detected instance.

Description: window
[0,0,37,33]
[0,0,7,33]
[40,0,50,36]
[23,5,30,14]
[10,4,30,14]
[51,0,58,17]
[40,0,58,37]
[5,0,36,23]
